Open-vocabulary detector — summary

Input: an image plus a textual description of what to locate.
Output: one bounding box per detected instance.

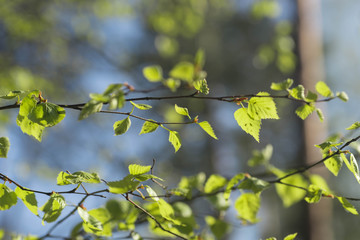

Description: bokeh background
[1,0,360,239]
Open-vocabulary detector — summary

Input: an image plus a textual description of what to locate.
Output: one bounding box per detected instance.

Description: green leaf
[337,196,358,215]
[157,199,179,224]
[78,207,103,233]
[205,215,231,239]
[341,153,360,183]
[0,184,17,210]
[270,79,293,91]
[128,164,151,175]
[194,48,206,69]
[248,144,273,167]
[315,141,342,153]
[234,193,260,224]
[204,174,227,194]
[273,169,308,207]
[346,122,360,130]
[238,177,270,193]
[224,173,245,200]
[143,65,163,82]
[114,117,131,136]
[89,93,110,102]
[337,91,349,102]
[28,102,65,127]
[105,200,139,224]
[316,81,333,97]
[107,176,140,194]
[169,61,194,82]
[130,101,152,110]
[193,79,209,95]
[248,92,279,120]
[164,78,181,92]
[174,104,191,119]
[309,174,332,193]
[83,208,112,236]
[78,99,103,120]
[131,232,143,240]
[305,185,322,203]
[0,90,25,99]
[324,154,342,176]
[108,90,125,110]
[57,171,101,185]
[295,104,315,120]
[168,130,181,152]
[145,185,159,201]
[15,187,38,216]
[198,121,218,140]
[139,120,159,135]
[284,233,298,240]
[0,137,10,158]
[103,83,123,95]
[316,108,324,122]
[305,90,318,102]
[234,107,261,142]
[288,85,305,100]
[40,193,66,223]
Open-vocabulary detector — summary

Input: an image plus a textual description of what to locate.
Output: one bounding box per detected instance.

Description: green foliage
[235,193,260,224]
[40,193,66,223]
[175,104,191,119]
[248,144,273,167]
[57,171,101,185]
[0,137,10,158]
[346,122,360,130]
[248,92,279,120]
[238,177,270,193]
[324,155,343,176]
[234,107,261,142]
[143,65,163,82]
[204,174,227,194]
[315,81,333,97]
[193,79,209,95]
[284,233,298,240]
[15,188,38,216]
[79,100,103,120]
[170,61,194,82]
[197,121,218,140]
[0,184,17,210]
[139,120,159,135]
[295,104,315,120]
[130,101,152,110]
[107,176,140,194]
[113,117,131,136]
[0,90,25,100]
[80,207,112,236]
[270,78,293,91]
[205,215,231,239]
[337,196,358,215]
[305,185,322,203]
[168,130,182,152]
[28,102,65,127]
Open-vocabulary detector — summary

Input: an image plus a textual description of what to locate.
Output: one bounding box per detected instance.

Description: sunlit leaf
[316,81,333,97]
[0,184,17,210]
[305,185,322,203]
[0,90,25,99]
[107,176,140,194]
[316,108,324,122]
[113,117,131,136]
[28,102,65,127]
[337,196,358,215]
[57,171,101,185]
[143,65,163,82]
[346,122,360,130]
[79,99,103,120]
[193,79,209,95]
[288,85,305,100]
[284,233,298,240]
[139,120,159,135]
[234,107,261,142]
[341,153,360,183]
[337,91,349,102]
[204,174,227,194]
[40,193,66,223]
[248,144,273,167]
[130,101,152,110]
[0,137,10,158]
[128,164,151,175]
[224,173,245,200]
[82,208,112,236]
[168,130,181,152]
[198,121,218,139]
[78,207,103,233]
[15,187,38,216]
[238,177,270,193]
[205,215,231,239]
[235,193,260,224]
[324,155,342,176]
[248,92,279,120]
[295,104,315,120]
[169,61,194,82]
[174,104,191,119]
[145,185,159,201]
[270,79,293,91]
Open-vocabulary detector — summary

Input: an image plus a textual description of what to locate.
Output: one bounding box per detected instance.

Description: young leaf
[193,79,209,95]
[305,90,318,102]
[107,176,140,194]
[238,177,270,193]
[130,101,152,110]
[205,215,231,239]
[168,130,181,152]
[270,79,293,91]
[295,104,315,120]
[15,187,38,216]
[324,155,343,176]
[157,199,180,224]
[57,171,101,185]
[316,108,324,122]
[305,185,322,203]
[0,137,10,158]
[143,65,163,82]
[288,85,305,100]
[316,81,333,97]
[128,164,151,175]
[78,207,103,233]
[174,104,191,119]
[346,122,360,130]
[0,184,17,210]
[235,193,260,224]
[284,233,298,240]
[234,107,261,142]
[28,102,65,127]
[114,117,131,136]
[164,78,181,92]
[341,153,360,183]
[79,99,103,120]
[248,92,279,120]
[139,120,159,135]
[337,196,358,215]
[224,173,245,200]
[89,93,110,102]
[204,174,227,194]
[169,61,194,82]
[0,90,25,99]
[103,83,123,95]
[337,91,349,102]
[40,193,66,223]
[197,121,218,140]
[145,185,160,201]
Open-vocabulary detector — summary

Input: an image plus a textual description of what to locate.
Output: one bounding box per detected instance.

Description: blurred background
[0,0,360,239]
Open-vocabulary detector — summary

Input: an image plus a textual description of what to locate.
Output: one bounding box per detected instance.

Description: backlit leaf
[168,130,181,152]
[157,199,179,224]
[346,122,360,130]
[316,108,324,122]
[130,101,152,110]
[143,65,163,82]
[15,187,38,216]
[235,193,260,224]
[175,104,190,119]
[57,171,101,185]
[0,137,10,158]
[78,207,103,233]
[193,79,209,95]
[0,90,25,99]
[28,102,65,127]
[128,164,151,175]
[248,144,273,167]
[224,173,245,200]
[40,193,66,223]
[270,79,293,91]
[204,174,227,194]
[284,233,298,240]
[234,107,261,142]
[83,208,112,236]
[337,91,349,102]
[169,61,194,82]
[324,155,342,176]
[337,196,358,215]
[0,184,17,210]
[145,185,159,201]
[238,177,270,193]
[198,121,218,139]
[139,120,159,135]
[248,92,279,120]
[289,85,305,100]
[205,215,231,239]
[341,153,360,183]
[107,176,140,194]
[305,185,322,203]
[79,99,103,120]
[295,104,315,120]
[316,81,333,97]
[114,117,131,136]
